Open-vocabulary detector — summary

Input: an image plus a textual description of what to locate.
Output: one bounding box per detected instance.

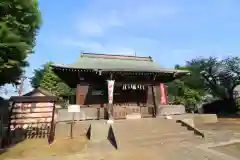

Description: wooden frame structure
[3,96,58,147]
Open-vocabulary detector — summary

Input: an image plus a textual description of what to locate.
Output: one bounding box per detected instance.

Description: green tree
[31,63,49,88]
[200,57,240,101]
[169,56,240,113]
[0,0,41,86]
[167,78,201,113]
[31,62,74,97]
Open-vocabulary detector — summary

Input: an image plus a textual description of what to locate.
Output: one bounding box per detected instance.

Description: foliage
[30,62,74,97]
[167,79,201,112]
[200,57,240,100]
[183,88,202,112]
[168,56,240,113]
[31,63,49,88]
[236,97,240,110]
[0,0,41,86]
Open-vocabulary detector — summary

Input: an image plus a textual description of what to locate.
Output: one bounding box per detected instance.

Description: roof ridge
[80,52,153,62]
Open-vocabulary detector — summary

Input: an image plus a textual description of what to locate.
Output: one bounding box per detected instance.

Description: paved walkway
[7,139,239,160]
[6,119,240,160]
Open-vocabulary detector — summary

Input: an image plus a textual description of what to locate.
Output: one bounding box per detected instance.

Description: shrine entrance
[113,84,147,119]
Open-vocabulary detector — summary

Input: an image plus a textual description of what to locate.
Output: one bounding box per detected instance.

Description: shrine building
[51,53,189,120]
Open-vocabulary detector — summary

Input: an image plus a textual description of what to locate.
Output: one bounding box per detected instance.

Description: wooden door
[76,84,89,105]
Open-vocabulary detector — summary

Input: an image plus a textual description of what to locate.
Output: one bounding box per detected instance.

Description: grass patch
[0,136,87,159]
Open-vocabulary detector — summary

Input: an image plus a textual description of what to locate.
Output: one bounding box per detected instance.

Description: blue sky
[2,0,240,97]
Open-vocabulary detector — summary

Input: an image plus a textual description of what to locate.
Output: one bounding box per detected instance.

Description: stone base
[158,105,186,116]
[126,114,141,119]
[194,114,218,124]
[91,122,110,142]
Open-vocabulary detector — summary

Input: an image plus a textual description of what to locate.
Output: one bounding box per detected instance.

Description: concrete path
[8,139,239,160]
[5,119,240,160]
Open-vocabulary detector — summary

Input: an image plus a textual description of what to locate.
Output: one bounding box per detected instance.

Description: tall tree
[31,62,74,97]
[0,0,41,86]
[31,63,49,88]
[187,57,240,101]
[169,56,240,113]
[200,57,240,112]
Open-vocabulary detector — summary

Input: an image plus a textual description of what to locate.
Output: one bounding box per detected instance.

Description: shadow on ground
[108,125,118,149]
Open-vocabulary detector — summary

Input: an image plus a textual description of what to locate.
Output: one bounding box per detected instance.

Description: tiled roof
[52,53,189,74]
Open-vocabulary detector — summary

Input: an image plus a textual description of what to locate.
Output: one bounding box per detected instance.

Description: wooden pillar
[147,85,154,117]
[153,84,161,117]
[151,85,157,117]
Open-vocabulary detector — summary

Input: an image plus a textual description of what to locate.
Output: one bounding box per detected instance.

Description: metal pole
[70,112,75,139]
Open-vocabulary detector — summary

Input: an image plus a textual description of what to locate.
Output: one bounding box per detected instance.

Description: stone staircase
[111,118,203,150]
[54,118,204,153]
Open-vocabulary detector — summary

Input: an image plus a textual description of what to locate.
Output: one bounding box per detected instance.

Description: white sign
[107,80,115,104]
[68,105,80,112]
[92,90,103,96]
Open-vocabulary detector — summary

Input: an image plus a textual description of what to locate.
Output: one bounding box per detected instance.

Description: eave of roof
[52,64,189,75]
[51,52,190,75]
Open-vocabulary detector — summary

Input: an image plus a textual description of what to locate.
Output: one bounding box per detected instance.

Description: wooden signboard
[3,96,58,147]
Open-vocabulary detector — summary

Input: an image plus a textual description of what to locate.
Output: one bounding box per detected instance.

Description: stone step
[113,118,183,125]
[112,123,186,128]
[110,119,202,149]
[113,118,177,125]
[112,125,188,136]
[113,127,187,134]
[112,121,186,130]
[117,132,194,144]
[114,130,192,141]
[118,135,202,149]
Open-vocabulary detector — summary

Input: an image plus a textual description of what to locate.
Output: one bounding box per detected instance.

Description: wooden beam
[9,96,58,103]
[49,101,56,144]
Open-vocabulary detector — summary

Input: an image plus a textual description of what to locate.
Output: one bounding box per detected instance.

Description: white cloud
[76,10,123,36]
[55,37,138,56]
[171,49,193,55]
[105,48,136,56]
[47,1,181,64]
[58,38,104,51]
[74,0,179,36]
